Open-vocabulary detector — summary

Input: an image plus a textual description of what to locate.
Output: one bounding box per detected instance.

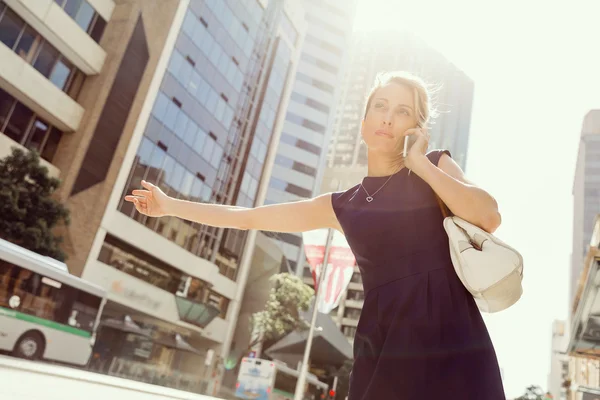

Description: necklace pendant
[366,196,374,202]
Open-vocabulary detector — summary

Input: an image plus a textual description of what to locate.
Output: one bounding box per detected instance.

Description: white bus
[0,238,107,365]
[235,357,328,400]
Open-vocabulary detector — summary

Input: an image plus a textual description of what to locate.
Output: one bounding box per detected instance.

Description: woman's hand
[124,180,172,218]
[403,127,431,174]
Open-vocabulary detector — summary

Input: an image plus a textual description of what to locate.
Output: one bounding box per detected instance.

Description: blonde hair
[363,71,438,128]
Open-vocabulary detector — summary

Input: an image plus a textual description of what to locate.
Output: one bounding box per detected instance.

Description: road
[0,355,224,400]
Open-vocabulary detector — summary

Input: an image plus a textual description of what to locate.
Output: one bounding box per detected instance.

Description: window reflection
[3,101,33,143]
[55,0,106,43]
[14,25,36,59]
[0,8,85,99]
[97,235,229,320]
[0,89,62,162]
[74,1,94,31]
[50,59,74,90]
[33,41,59,77]
[25,120,50,152]
[0,7,24,49]
[0,260,102,333]
[63,0,84,19]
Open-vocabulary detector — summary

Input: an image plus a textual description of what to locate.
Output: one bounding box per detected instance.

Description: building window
[54,0,107,43]
[304,34,343,57]
[0,260,102,333]
[0,8,85,99]
[0,6,23,49]
[207,290,229,319]
[343,308,361,320]
[347,289,364,302]
[33,41,60,76]
[98,234,229,321]
[0,88,63,162]
[342,325,357,338]
[14,25,37,59]
[274,155,317,177]
[295,72,335,94]
[280,133,321,156]
[285,112,326,134]
[285,183,311,198]
[290,92,331,114]
[4,101,33,144]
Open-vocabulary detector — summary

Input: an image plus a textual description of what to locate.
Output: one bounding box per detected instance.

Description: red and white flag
[302,229,356,314]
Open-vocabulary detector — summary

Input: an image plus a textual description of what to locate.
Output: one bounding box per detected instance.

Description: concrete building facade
[0,0,306,393]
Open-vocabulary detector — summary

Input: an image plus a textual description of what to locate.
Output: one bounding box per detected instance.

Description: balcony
[5,0,108,74]
[0,42,83,131]
[0,134,60,178]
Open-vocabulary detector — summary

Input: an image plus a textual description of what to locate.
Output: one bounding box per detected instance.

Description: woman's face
[361,82,418,156]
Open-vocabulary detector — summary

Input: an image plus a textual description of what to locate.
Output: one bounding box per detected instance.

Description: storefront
[88,300,219,394]
[81,233,230,394]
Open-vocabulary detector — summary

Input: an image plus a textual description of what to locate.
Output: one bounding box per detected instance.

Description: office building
[548,320,569,400]
[0,0,305,393]
[262,0,357,275]
[570,110,600,310]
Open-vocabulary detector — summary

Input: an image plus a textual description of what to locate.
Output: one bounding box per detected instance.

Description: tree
[0,147,70,261]
[250,273,315,350]
[225,273,314,370]
[515,384,545,400]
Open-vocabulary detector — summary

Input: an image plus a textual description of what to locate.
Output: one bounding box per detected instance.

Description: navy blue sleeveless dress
[331,150,505,399]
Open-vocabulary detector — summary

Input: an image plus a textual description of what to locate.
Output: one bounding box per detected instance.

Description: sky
[353,0,600,397]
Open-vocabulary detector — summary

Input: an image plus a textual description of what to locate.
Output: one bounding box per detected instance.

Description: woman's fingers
[124,195,147,203]
[131,189,151,197]
[133,198,148,214]
[141,180,155,191]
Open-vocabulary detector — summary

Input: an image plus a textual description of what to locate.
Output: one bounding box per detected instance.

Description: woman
[125,71,505,399]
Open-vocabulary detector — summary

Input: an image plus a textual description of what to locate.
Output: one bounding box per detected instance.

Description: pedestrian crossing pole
[293,227,335,400]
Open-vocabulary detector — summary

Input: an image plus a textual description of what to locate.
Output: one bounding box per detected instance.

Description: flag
[302,229,356,314]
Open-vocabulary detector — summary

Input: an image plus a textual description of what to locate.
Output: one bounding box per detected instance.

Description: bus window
[70,291,102,332]
[0,238,107,366]
[0,260,23,306]
[0,260,100,333]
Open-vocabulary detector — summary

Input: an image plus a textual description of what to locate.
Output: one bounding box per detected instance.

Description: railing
[107,357,209,395]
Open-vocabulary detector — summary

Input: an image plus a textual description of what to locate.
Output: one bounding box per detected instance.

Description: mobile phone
[403,135,417,158]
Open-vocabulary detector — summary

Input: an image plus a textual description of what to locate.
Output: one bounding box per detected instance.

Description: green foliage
[0,148,70,261]
[250,273,315,341]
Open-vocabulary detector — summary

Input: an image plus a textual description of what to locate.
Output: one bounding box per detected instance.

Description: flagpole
[293,227,335,400]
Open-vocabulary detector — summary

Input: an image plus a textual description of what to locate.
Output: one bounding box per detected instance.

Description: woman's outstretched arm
[125,180,341,233]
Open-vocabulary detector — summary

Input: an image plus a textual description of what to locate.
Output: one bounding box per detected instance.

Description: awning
[265,306,352,368]
[175,296,220,329]
[155,333,204,356]
[568,215,600,358]
[100,315,152,338]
